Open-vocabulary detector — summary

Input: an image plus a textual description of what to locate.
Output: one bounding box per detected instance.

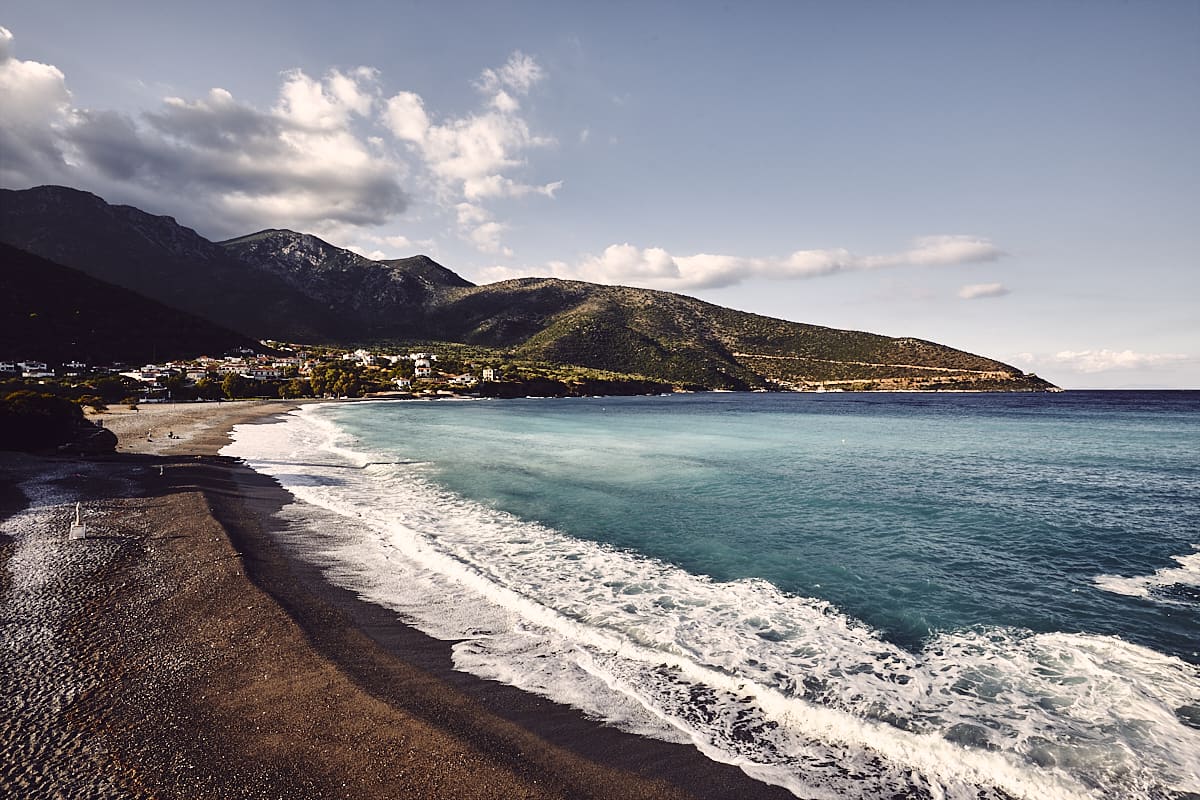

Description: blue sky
[2,1,1197,387]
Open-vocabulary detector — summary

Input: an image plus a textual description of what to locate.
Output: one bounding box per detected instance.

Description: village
[0,344,507,405]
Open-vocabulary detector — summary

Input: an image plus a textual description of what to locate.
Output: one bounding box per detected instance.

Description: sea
[222,391,1200,799]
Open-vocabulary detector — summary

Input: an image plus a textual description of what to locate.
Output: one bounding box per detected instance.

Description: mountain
[0,186,345,341]
[418,279,1049,390]
[219,229,471,337]
[0,185,1055,391]
[0,242,260,364]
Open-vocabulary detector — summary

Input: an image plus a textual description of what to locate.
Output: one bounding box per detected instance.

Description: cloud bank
[481,235,1006,290]
[0,27,556,250]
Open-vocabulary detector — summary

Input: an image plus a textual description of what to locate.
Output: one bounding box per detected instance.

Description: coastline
[1,400,792,799]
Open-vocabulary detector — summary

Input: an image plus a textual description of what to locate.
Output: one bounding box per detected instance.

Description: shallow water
[225,391,1200,799]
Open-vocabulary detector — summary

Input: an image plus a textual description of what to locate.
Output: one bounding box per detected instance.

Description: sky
[1,1,1197,388]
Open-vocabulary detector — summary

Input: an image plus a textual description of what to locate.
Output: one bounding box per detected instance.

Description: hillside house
[119,365,170,383]
[20,361,54,378]
[481,366,502,382]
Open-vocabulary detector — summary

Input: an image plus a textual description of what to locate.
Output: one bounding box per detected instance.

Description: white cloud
[892,235,1005,267]
[490,89,519,113]
[345,246,389,261]
[0,28,406,236]
[463,174,561,200]
[383,234,415,249]
[0,29,558,253]
[384,90,429,142]
[455,201,491,227]
[958,282,1010,299]
[0,25,74,183]
[1014,350,1190,374]
[476,51,545,96]
[275,67,377,129]
[359,232,437,256]
[469,221,512,256]
[382,51,558,253]
[481,236,1009,290]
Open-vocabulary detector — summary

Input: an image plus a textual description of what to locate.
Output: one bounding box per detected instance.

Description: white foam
[1095,546,1200,607]
[222,406,1200,800]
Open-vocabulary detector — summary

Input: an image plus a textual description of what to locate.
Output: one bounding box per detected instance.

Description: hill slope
[1,185,1055,390]
[0,242,260,364]
[219,229,471,337]
[421,279,1050,390]
[0,186,346,341]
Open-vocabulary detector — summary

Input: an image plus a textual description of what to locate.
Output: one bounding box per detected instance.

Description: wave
[222,405,1200,800]
[1095,547,1200,609]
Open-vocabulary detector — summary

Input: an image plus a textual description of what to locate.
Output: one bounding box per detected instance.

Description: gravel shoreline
[1,400,792,799]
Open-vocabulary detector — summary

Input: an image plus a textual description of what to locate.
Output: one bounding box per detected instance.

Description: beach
[0,400,791,800]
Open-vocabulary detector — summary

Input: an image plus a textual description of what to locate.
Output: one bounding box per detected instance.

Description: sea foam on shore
[223,403,1200,800]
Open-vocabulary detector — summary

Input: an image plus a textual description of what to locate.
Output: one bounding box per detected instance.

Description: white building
[20,361,54,378]
[119,365,166,384]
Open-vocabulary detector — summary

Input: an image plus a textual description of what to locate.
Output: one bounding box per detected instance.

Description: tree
[221,373,257,399]
[309,363,366,397]
[162,373,195,402]
[194,377,224,400]
[76,394,108,413]
[279,378,311,399]
[89,374,141,404]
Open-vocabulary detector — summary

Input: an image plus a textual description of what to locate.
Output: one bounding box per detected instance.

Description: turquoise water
[226,391,1200,799]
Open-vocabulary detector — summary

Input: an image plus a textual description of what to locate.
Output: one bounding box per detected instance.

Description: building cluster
[2,346,504,396]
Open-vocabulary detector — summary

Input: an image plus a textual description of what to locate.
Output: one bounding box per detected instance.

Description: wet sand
[1,400,793,799]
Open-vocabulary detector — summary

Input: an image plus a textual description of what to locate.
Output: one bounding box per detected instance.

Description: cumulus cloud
[384,50,558,253]
[1013,350,1190,374]
[0,29,559,252]
[469,221,512,256]
[384,90,429,142]
[958,282,1010,300]
[476,51,545,96]
[0,27,406,235]
[481,235,1008,290]
[0,26,74,183]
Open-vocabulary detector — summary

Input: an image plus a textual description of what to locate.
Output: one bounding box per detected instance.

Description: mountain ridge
[0,185,1055,391]
[0,241,260,364]
[0,185,347,341]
